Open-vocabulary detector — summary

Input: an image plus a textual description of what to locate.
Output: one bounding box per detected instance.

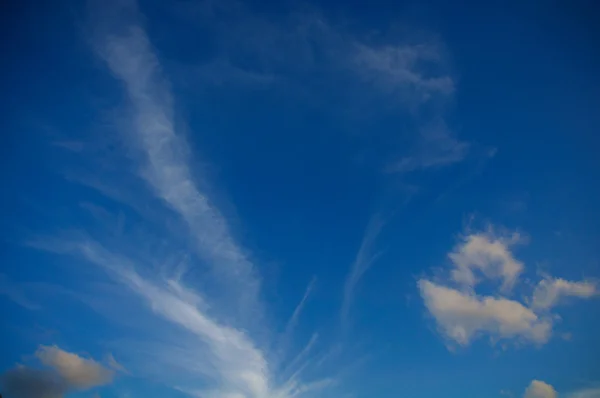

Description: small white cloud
[418,280,551,346]
[35,345,114,390]
[448,231,524,291]
[531,277,598,310]
[524,380,557,398]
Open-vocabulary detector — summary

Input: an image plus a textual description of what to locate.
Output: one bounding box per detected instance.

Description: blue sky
[1,0,600,397]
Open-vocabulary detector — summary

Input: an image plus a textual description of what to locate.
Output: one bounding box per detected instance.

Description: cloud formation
[169,0,469,174]
[341,214,384,328]
[388,121,470,173]
[353,43,454,100]
[524,380,558,398]
[419,280,551,345]
[531,277,598,310]
[418,225,598,347]
[94,4,262,322]
[24,4,337,396]
[0,273,41,310]
[448,230,524,291]
[0,346,114,398]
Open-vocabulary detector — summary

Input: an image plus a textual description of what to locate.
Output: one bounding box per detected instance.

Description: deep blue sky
[1,1,600,398]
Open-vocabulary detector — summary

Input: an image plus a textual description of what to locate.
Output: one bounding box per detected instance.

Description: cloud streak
[94,7,261,319]
[341,214,384,329]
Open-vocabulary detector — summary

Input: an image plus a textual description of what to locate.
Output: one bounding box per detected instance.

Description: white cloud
[418,280,551,346]
[285,276,317,337]
[168,0,469,174]
[524,380,557,398]
[76,241,270,398]
[531,277,598,310]
[341,214,385,329]
[448,231,524,291]
[418,224,599,349]
[40,239,332,398]
[388,121,469,173]
[95,15,261,320]
[353,43,454,100]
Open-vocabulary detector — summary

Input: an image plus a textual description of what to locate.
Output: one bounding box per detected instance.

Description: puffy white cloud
[418,280,551,345]
[448,231,524,291]
[418,225,600,349]
[524,380,557,398]
[531,277,598,310]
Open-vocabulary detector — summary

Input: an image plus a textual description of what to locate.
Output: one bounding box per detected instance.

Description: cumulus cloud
[418,280,551,346]
[0,346,114,398]
[448,230,524,291]
[531,277,598,310]
[524,380,557,398]
[418,225,598,348]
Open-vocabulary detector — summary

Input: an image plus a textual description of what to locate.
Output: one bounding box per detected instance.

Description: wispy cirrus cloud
[285,276,317,337]
[21,3,337,397]
[341,214,385,329]
[94,12,262,321]
[353,43,454,101]
[166,0,471,175]
[0,273,41,310]
[33,236,333,398]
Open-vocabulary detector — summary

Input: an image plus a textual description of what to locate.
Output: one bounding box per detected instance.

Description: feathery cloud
[341,214,384,329]
[0,273,41,310]
[94,7,261,320]
[353,43,454,101]
[286,276,317,337]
